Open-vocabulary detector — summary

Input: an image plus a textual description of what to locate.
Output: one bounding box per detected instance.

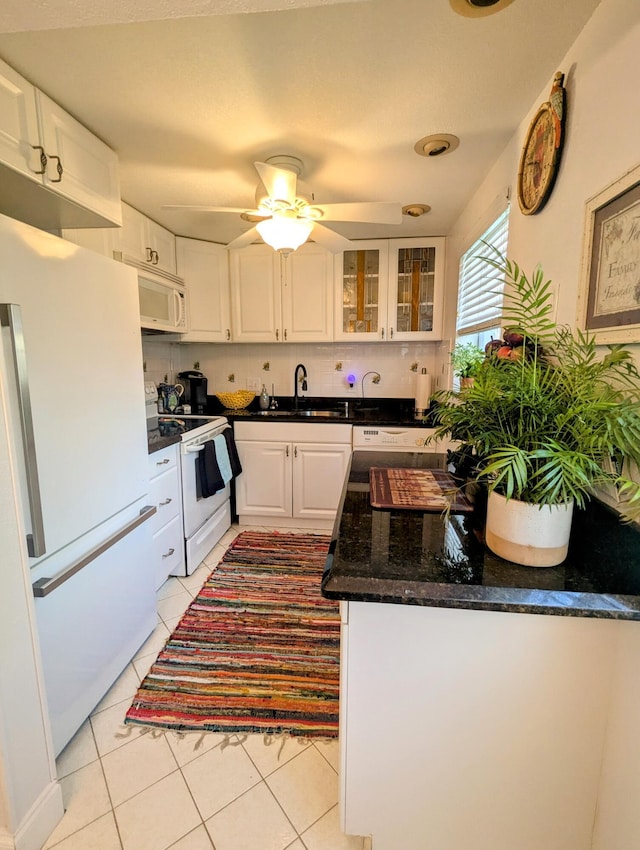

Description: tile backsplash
[142,338,452,400]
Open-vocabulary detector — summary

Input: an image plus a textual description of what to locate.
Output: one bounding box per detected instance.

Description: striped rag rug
[125,531,339,738]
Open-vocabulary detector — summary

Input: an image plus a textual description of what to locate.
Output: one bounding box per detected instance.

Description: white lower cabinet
[234,422,351,528]
[339,601,616,850]
[148,444,184,588]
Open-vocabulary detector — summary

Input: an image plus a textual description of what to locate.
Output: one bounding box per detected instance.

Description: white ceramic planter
[485,491,574,567]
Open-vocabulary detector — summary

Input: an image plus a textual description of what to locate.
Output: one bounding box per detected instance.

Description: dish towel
[196,429,243,499]
[223,427,243,477]
[214,433,232,485]
[197,441,224,498]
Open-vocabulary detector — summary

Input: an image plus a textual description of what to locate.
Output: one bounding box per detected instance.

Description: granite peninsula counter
[322,450,640,620]
[326,451,640,850]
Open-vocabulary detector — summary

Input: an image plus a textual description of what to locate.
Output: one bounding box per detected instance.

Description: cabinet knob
[275,329,279,341]
[146,247,153,263]
[381,327,385,340]
[226,329,231,340]
[294,445,298,458]
[152,250,159,265]
[389,327,394,339]
[284,329,288,341]
[286,445,289,457]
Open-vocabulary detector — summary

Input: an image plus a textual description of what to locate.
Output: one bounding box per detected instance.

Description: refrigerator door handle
[32,505,157,598]
[0,303,46,557]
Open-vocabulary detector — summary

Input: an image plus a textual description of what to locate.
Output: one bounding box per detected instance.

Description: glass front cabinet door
[335,238,444,341]
[387,237,445,341]
[334,240,390,341]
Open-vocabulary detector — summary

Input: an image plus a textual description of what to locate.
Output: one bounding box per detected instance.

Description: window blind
[456,208,510,336]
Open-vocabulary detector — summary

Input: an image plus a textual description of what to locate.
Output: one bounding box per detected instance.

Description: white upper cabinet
[113,204,177,275]
[387,237,445,341]
[0,58,121,228]
[334,240,390,341]
[176,237,231,343]
[335,238,445,341]
[282,242,334,343]
[230,244,281,342]
[230,242,333,343]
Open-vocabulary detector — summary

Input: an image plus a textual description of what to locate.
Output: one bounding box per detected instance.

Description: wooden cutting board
[369,467,473,513]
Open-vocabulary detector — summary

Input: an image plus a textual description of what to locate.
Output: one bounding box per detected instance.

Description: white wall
[445,1,640,846]
[445,0,640,349]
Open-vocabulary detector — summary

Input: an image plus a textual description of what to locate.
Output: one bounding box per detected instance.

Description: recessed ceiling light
[449,0,515,17]
[402,204,431,217]
[414,134,460,158]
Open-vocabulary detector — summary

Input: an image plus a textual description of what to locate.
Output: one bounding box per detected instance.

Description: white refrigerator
[0,212,156,756]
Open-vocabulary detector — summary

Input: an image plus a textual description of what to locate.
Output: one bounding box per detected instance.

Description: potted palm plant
[434,249,640,567]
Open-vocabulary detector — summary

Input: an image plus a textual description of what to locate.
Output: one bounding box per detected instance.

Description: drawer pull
[162,548,175,559]
[159,498,172,506]
[156,458,170,465]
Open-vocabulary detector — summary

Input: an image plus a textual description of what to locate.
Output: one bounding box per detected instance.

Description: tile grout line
[237,737,306,845]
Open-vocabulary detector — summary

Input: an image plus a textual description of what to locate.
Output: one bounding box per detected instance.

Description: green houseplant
[451,342,485,384]
[434,249,640,566]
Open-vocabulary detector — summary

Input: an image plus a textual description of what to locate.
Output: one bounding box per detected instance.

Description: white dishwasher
[352,425,455,454]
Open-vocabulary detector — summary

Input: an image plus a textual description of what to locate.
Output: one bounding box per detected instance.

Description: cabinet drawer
[151,515,184,589]
[148,445,178,478]
[148,465,181,534]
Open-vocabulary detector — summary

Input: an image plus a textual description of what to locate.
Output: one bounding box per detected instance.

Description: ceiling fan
[162,155,403,254]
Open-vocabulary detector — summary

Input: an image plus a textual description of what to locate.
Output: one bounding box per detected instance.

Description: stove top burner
[156,415,228,441]
[157,417,213,436]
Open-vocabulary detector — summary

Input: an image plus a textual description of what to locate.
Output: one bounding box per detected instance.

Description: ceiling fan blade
[161,204,260,215]
[254,161,297,205]
[308,222,353,253]
[314,202,403,224]
[225,226,261,250]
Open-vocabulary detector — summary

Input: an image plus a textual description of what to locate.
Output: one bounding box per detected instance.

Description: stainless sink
[296,409,346,418]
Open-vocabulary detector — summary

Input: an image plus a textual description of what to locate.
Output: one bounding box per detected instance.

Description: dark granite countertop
[215,396,433,427]
[147,427,182,454]
[321,450,640,620]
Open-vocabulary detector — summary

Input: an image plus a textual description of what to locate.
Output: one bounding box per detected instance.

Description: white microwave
[138,270,188,333]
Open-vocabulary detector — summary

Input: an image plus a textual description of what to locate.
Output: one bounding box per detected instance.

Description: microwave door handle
[174,289,185,329]
[0,304,46,557]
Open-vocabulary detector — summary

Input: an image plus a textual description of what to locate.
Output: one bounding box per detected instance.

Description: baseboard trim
[8,780,63,850]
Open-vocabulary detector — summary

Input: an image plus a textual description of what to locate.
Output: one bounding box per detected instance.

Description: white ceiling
[0,0,602,245]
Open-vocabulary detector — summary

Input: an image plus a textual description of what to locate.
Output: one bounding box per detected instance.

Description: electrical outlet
[247,378,260,391]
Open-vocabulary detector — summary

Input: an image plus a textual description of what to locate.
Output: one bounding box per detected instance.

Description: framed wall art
[577,162,640,343]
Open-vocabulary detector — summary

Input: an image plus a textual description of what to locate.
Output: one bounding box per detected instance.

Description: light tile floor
[45,524,369,850]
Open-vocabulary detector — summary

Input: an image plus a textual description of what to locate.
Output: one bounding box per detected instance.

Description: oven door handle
[185,444,205,453]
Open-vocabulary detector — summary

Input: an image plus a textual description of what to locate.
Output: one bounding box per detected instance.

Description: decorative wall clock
[517,72,567,215]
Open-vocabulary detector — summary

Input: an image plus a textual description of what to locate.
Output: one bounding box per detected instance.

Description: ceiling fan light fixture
[414,133,460,158]
[256,212,313,254]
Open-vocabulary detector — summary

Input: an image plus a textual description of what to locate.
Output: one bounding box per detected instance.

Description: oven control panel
[352,427,440,452]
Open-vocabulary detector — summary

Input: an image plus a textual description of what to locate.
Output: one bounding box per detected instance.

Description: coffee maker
[177,370,208,414]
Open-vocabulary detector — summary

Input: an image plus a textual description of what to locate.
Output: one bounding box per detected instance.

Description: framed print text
[578,163,640,343]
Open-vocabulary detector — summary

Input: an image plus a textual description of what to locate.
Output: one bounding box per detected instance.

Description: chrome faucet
[361,370,381,405]
[294,363,308,410]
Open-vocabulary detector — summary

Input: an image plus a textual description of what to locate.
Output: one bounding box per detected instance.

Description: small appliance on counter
[178,370,208,414]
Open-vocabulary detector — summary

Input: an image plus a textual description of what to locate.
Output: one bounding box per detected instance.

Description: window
[455,207,510,348]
